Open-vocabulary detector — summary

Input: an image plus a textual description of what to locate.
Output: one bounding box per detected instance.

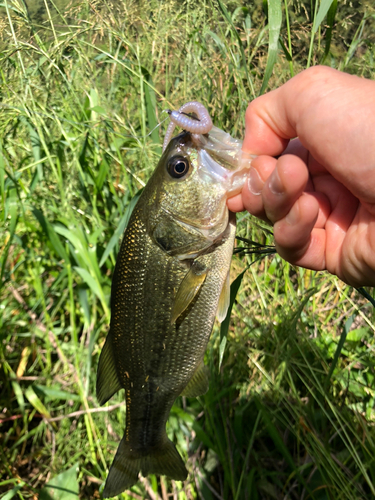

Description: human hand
[228,66,375,287]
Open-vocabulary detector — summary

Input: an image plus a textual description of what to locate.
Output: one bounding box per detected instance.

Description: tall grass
[1,0,375,499]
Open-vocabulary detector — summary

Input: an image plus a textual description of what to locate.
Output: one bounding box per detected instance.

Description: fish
[97,104,253,498]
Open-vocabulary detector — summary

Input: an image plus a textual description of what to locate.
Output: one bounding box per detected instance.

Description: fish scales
[97,124,253,497]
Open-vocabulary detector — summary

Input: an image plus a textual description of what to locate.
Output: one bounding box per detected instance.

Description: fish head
[147,127,254,257]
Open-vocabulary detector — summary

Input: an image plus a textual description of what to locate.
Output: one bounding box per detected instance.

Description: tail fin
[103,436,188,498]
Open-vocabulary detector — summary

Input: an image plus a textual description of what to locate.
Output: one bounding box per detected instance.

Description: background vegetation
[1,0,375,498]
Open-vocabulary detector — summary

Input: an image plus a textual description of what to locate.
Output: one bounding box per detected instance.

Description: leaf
[144,73,160,150]
[78,287,90,324]
[308,0,336,67]
[39,463,79,500]
[193,421,216,451]
[278,35,292,61]
[95,157,109,190]
[74,267,103,302]
[0,146,5,205]
[78,132,90,168]
[218,336,227,370]
[313,0,335,34]
[324,314,355,392]
[90,105,106,114]
[321,0,337,62]
[19,117,43,192]
[0,190,19,289]
[1,483,25,500]
[33,385,81,402]
[343,13,368,68]
[357,286,375,308]
[255,396,311,493]
[53,224,101,280]
[259,0,282,95]
[205,30,227,55]
[32,209,69,262]
[219,267,248,369]
[0,3,27,17]
[11,380,25,414]
[216,0,255,98]
[24,386,52,419]
[346,327,367,342]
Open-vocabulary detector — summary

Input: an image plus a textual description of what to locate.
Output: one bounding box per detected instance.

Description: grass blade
[74,267,107,310]
[324,314,354,392]
[144,72,161,152]
[32,209,69,262]
[259,0,282,95]
[216,0,255,98]
[219,267,248,369]
[39,463,79,500]
[313,0,335,34]
[307,0,335,68]
[24,386,52,420]
[321,0,337,63]
[255,396,311,493]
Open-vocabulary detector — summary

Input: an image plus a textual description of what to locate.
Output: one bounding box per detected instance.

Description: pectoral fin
[96,334,122,405]
[181,361,209,397]
[170,261,207,324]
[216,270,230,323]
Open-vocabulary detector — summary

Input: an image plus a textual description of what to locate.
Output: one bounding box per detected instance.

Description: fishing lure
[162,101,213,151]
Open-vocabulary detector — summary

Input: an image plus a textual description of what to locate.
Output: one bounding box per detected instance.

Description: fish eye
[167,156,190,179]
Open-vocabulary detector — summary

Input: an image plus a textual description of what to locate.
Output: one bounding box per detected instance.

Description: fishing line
[0,102,169,141]
[234,236,276,257]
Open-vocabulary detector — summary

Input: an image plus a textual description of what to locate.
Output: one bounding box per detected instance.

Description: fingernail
[248,167,263,195]
[285,203,300,226]
[269,168,284,195]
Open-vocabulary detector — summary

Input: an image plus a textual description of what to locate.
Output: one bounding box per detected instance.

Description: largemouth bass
[97,110,253,497]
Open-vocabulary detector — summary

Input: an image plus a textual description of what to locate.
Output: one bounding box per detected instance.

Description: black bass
[97,103,253,497]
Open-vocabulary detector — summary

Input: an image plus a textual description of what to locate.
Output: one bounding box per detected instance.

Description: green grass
[1,0,375,499]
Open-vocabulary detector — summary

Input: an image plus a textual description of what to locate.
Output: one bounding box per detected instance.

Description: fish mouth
[197,149,251,197]
[196,126,255,196]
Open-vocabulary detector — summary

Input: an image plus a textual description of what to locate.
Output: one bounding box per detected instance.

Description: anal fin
[181,360,209,398]
[96,333,122,405]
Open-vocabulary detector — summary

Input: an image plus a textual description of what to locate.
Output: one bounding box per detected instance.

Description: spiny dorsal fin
[96,334,122,405]
[181,360,209,398]
[216,270,230,323]
[170,261,207,324]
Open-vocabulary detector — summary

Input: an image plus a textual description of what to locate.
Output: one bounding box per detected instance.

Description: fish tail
[103,436,188,498]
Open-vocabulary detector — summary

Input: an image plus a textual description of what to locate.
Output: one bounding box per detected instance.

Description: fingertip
[241,158,277,220]
[227,193,245,212]
[262,155,310,223]
[273,193,322,267]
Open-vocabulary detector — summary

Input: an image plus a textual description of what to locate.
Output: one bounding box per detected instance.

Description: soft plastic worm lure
[162,101,213,152]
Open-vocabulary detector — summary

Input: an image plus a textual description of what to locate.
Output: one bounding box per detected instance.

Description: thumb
[242,66,353,157]
[242,66,375,205]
